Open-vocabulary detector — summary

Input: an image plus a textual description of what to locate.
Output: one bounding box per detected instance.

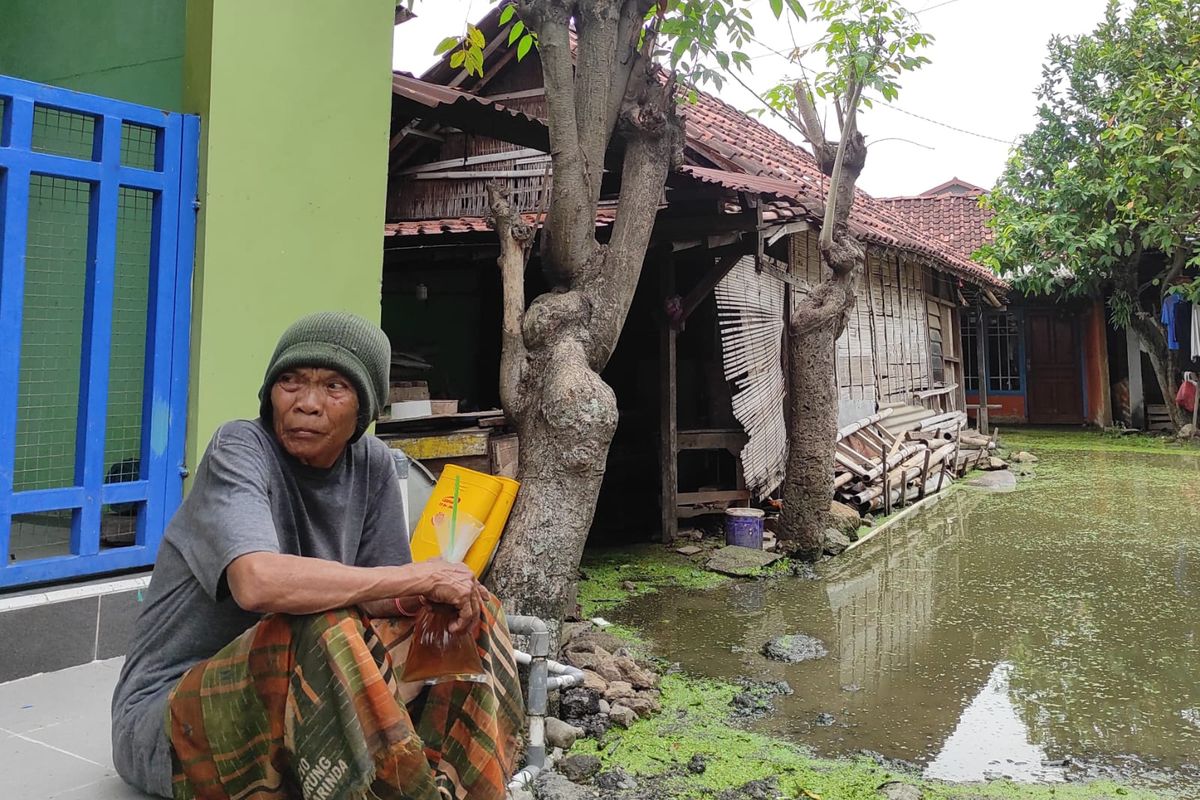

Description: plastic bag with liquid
[400,508,488,684]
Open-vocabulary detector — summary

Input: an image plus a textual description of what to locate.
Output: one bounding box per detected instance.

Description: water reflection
[615,448,1200,791]
[926,662,1064,783]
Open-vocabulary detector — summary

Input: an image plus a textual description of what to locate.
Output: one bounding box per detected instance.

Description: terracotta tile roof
[387,66,1006,289]
[679,90,1007,290]
[876,193,994,262]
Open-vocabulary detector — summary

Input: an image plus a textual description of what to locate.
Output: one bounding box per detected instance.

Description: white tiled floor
[0,658,153,799]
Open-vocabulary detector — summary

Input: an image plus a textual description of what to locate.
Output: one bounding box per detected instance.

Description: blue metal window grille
[0,75,199,588]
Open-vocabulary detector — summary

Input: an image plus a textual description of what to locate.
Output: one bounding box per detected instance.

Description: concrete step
[0,573,150,683]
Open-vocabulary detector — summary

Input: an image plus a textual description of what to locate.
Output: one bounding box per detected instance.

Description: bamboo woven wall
[789,230,937,418]
[392,95,551,220]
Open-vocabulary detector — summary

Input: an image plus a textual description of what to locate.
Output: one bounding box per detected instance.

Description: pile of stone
[555,624,663,736]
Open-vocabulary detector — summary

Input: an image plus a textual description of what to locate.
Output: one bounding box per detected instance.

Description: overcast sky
[393,0,1111,197]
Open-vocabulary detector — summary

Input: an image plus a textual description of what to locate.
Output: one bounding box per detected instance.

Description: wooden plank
[678,429,748,452]
[489,433,519,479]
[384,430,490,460]
[677,489,753,505]
[400,147,548,175]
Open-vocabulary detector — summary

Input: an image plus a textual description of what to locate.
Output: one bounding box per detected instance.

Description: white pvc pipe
[508,764,542,792]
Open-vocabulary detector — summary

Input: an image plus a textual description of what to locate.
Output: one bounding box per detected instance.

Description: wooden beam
[399,147,548,175]
[660,259,679,543]
[681,251,745,321]
[1126,328,1146,430]
[483,87,547,101]
[975,308,990,435]
[677,490,753,506]
[677,429,748,453]
[764,220,810,246]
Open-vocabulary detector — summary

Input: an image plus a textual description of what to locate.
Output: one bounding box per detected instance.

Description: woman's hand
[408,560,484,634]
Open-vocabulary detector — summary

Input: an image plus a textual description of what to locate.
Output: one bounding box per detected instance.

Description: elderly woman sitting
[111,312,523,800]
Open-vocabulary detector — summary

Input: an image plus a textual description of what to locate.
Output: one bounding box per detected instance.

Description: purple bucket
[724,507,765,549]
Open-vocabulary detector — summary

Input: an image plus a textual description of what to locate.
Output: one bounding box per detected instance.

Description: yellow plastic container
[410,465,520,577]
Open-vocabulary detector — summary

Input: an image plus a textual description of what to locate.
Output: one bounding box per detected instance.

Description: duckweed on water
[1002,428,1200,456]
[577,544,731,619]
[574,536,1186,798]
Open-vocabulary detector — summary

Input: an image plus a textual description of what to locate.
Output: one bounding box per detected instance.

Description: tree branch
[792,76,828,152]
[582,57,682,372]
[487,182,532,414]
[530,2,590,285]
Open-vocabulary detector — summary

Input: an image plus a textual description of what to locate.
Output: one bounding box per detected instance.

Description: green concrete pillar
[182,0,395,469]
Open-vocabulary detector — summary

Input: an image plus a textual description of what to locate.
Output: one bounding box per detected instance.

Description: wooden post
[659,258,679,543]
[975,308,990,435]
[1126,328,1146,430]
[917,446,932,500]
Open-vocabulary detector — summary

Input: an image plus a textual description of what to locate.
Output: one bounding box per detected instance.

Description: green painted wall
[182,0,395,467]
[0,0,185,110]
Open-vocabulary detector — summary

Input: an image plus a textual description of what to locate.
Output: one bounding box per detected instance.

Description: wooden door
[1025,310,1083,424]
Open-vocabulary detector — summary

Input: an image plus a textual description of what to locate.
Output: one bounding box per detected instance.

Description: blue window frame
[0,75,198,588]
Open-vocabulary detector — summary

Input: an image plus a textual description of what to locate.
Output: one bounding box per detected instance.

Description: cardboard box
[389,381,429,403]
[429,399,459,416]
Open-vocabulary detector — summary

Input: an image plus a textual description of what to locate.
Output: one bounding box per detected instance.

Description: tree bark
[484,1,680,643]
[1116,256,1187,430]
[777,108,867,560]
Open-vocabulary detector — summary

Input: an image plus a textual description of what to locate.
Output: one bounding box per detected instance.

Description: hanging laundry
[1192,302,1200,361]
[1162,293,1185,350]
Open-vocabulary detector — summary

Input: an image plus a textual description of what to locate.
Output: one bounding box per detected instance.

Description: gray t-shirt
[110,419,411,797]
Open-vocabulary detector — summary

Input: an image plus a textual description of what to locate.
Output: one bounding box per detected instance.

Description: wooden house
[381,10,1010,542]
[881,181,1120,430]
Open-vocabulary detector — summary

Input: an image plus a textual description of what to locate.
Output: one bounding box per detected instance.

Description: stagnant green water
[614,445,1200,793]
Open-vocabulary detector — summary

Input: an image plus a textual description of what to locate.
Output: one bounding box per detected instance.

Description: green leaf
[434,36,460,56]
[517,33,534,61]
[498,3,515,25]
[508,20,525,46]
[449,50,466,69]
[468,25,485,49]
[769,0,783,18]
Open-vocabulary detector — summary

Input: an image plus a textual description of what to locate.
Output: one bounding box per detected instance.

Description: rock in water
[824,528,852,556]
[556,754,602,784]
[965,470,1017,492]
[718,776,783,800]
[705,546,782,576]
[828,500,862,533]
[761,634,828,663]
[877,781,922,800]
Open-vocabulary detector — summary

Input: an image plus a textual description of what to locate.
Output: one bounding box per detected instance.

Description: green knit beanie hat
[259,311,391,443]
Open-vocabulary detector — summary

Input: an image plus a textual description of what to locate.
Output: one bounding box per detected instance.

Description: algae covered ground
[574,531,1184,799]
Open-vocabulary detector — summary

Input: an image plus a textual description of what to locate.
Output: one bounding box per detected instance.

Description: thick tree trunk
[488,292,618,640]
[482,2,679,644]
[777,114,866,560]
[780,309,840,561]
[1129,311,1186,429]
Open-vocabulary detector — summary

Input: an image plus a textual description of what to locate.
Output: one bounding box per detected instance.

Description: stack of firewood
[832,408,995,515]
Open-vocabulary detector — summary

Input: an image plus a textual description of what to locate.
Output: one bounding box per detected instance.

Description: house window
[963,311,1022,393]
